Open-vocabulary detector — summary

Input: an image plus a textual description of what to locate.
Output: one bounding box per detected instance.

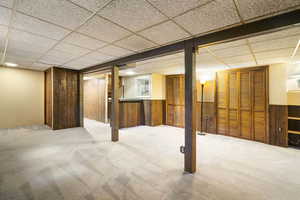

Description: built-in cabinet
[216,66,269,143]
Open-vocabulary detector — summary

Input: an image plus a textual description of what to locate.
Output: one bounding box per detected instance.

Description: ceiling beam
[81,9,300,73]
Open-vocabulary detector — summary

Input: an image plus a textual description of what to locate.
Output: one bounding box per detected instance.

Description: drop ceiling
[0,0,299,71]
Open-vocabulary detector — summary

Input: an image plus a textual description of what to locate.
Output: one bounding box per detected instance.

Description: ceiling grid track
[1,0,17,65]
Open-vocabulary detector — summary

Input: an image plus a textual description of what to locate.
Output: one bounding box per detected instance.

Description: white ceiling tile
[98,0,167,31]
[248,27,300,43]
[39,49,78,65]
[255,48,294,60]
[257,57,290,65]
[9,29,57,54]
[54,42,91,57]
[6,48,43,60]
[0,0,14,8]
[114,35,156,51]
[16,0,92,29]
[206,39,247,51]
[63,32,107,50]
[237,0,300,21]
[222,55,255,65]
[0,25,8,49]
[11,12,70,40]
[147,0,211,18]
[78,15,131,42]
[98,45,134,57]
[209,45,251,58]
[5,55,34,66]
[0,6,11,26]
[139,21,190,45]
[69,0,110,12]
[32,62,52,70]
[250,35,300,53]
[174,0,240,35]
[81,51,115,62]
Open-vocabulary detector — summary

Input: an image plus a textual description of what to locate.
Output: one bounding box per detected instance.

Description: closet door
[166,75,185,127]
[253,69,267,142]
[217,71,228,135]
[228,72,239,137]
[240,72,252,139]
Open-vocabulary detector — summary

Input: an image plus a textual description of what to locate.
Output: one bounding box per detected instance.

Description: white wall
[269,63,288,105]
[0,67,45,128]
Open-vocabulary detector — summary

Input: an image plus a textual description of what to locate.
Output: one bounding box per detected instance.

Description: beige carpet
[0,119,300,200]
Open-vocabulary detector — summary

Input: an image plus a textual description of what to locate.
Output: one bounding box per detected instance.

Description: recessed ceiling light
[4,62,18,67]
[125,70,136,75]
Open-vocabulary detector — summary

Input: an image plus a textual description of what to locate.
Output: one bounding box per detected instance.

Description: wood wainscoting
[196,102,216,134]
[45,67,82,130]
[288,105,300,147]
[144,100,166,126]
[269,105,288,147]
[216,66,269,143]
[84,78,107,123]
[119,101,144,128]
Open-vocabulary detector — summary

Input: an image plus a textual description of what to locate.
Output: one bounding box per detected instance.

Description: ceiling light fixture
[125,70,136,75]
[4,62,18,67]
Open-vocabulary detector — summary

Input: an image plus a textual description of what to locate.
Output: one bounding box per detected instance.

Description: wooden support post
[111,66,119,142]
[184,40,197,173]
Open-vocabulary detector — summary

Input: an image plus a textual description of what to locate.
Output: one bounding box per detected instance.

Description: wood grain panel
[196,102,216,134]
[229,110,239,137]
[240,110,251,139]
[254,112,266,142]
[240,72,251,110]
[217,109,227,135]
[119,101,144,128]
[269,105,288,147]
[45,68,52,127]
[144,100,165,126]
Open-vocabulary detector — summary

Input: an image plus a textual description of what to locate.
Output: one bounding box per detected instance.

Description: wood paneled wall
[45,68,52,127]
[144,100,165,126]
[166,75,217,132]
[84,78,107,123]
[288,105,300,147]
[269,105,288,147]
[45,67,82,130]
[119,101,144,128]
[216,66,269,143]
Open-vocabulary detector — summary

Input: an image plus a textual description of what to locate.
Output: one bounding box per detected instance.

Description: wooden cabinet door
[253,70,267,142]
[240,72,252,139]
[217,71,228,135]
[228,72,239,137]
[166,75,185,127]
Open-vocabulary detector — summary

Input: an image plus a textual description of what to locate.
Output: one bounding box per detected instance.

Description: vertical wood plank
[184,41,197,173]
[111,66,119,142]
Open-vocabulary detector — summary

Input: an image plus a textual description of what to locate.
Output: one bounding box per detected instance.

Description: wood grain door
[216,66,268,143]
[166,75,185,127]
[240,72,252,139]
[216,71,228,135]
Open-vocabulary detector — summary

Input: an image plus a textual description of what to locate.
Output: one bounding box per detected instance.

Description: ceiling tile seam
[204,47,231,69]
[246,39,258,65]
[243,5,300,24]
[248,32,300,45]
[253,47,296,54]
[234,0,257,65]
[1,0,17,65]
[11,8,121,46]
[94,14,161,46]
[144,0,193,36]
[168,0,215,21]
[31,0,115,67]
[290,40,300,61]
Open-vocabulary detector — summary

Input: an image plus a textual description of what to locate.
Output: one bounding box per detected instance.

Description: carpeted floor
[0,119,300,200]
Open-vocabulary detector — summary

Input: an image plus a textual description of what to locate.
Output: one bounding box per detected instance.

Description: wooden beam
[184,40,197,173]
[111,66,119,142]
[81,9,300,73]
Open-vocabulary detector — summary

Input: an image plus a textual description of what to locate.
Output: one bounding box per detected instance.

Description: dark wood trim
[184,40,197,173]
[81,10,300,73]
[111,66,119,142]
